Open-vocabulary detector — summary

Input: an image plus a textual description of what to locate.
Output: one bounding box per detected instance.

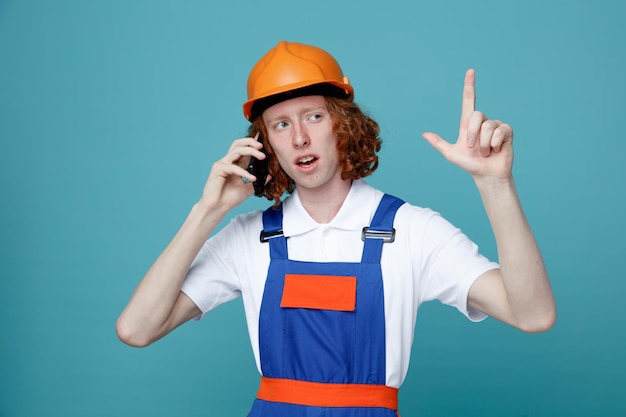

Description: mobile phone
[247,135,268,197]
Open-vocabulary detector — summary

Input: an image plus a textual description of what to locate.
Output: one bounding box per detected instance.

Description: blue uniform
[247,194,404,417]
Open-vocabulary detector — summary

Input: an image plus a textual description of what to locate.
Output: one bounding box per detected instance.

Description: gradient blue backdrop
[1,1,624,416]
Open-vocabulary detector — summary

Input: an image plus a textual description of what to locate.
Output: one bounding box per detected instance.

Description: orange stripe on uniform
[280,274,357,311]
[256,376,399,410]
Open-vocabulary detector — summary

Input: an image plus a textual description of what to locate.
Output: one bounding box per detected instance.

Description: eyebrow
[265,105,327,124]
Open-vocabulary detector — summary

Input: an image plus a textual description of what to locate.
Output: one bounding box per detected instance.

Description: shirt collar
[282,179,382,237]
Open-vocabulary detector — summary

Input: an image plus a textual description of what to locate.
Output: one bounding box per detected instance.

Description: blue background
[1,1,625,416]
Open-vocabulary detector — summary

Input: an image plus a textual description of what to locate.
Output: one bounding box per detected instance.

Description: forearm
[117,201,228,345]
[475,175,556,330]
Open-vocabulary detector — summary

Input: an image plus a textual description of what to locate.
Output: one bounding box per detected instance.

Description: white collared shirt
[182,179,498,388]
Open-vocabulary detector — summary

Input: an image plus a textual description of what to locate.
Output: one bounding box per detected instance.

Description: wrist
[474,174,516,195]
[193,198,228,222]
[186,199,229,237]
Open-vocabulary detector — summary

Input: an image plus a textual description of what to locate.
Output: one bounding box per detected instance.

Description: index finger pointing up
[459,69,476,135]
[463,69,476,112]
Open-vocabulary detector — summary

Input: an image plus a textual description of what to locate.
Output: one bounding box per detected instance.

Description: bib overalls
[247,194,405,417]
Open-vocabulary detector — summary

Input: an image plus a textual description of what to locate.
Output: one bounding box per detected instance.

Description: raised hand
[117,135,267,348]
[422,69,514,181]
[199,135,267,212]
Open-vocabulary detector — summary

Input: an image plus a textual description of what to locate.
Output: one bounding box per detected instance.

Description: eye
[308,113,323,122]
[274,121,288,130]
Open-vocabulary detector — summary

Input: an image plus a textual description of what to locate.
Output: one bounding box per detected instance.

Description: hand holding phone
[247,135,268,197]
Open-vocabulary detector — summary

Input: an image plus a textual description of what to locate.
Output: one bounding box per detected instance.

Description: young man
[117,41,556,416]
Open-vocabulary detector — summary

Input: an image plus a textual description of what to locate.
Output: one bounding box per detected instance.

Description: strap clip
[361,227,395,243]
[260,229,284,243]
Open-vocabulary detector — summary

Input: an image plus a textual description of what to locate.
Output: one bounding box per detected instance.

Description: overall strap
[261,204,287,260]
[361,194,405,264]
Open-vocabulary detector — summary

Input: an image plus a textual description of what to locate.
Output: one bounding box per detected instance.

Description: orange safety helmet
[243,41,354,120]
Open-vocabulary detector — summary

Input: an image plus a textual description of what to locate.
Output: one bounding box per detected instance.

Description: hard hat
[243,41,353,120]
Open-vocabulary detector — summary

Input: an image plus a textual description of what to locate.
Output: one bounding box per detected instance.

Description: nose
[292,122,309,148]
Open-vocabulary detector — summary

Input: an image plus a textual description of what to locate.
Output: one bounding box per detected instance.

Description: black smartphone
[247,135,268,197]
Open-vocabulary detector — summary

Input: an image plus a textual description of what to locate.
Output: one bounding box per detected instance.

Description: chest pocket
[278,271,358,382]
[280,274,357,312]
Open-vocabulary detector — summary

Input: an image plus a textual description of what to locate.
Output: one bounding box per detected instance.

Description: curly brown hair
[246,96,382,206]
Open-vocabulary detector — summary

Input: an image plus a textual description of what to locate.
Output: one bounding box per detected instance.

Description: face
[262,95,343,194]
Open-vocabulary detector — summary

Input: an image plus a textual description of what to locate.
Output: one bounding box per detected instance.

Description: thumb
[422,132,451,156]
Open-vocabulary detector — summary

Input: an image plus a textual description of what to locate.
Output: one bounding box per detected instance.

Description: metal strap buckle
[260,229,284,243]
[361,227,396,243]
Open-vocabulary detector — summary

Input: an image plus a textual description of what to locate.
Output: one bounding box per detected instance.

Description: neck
[297,179,353,224]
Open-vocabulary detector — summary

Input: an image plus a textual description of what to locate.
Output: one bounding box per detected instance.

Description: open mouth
[297,156,317,167]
